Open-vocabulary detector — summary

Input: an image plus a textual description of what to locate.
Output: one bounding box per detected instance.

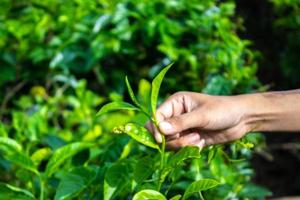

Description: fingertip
[159,121,172,132]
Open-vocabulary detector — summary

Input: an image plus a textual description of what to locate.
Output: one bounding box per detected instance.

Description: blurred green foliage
[271,0,300,87]
[0,0,298,199]
[0,0,259,99]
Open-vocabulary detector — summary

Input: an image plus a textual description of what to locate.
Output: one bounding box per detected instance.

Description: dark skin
[146,90,300,149]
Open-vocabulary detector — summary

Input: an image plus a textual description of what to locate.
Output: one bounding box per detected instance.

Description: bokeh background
[0,0,299,199]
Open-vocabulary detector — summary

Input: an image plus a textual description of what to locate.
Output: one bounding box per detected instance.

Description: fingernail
[159,121,172,132]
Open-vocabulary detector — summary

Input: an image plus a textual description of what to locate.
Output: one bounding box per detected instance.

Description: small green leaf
[239,183,272,198]
[151,63,173,119]
[132,189,166,200]
[0,183,36,200]
[207,147,216,164]
[170,194,182,200]
[124,123,159,149]
[0,137,22,152]
[168,146,201,167]
[31,147,52,166]
[54,166,97,200]
[45,142,92,177]
[5,152,39,175]
[182,179,220,200]
[97,102,139,116]
[125,76,141,107]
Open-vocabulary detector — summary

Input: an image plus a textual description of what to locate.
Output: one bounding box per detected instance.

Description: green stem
[153,119,166,192]
[39,175,45,200]
[199,191,205,200]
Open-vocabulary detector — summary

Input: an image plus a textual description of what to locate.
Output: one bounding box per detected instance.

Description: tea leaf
[124,123,159,149]
[134,156,153,184]
[5,152,39,175]
[97,102,139,116]
[168,146,201,167]
[54,167,97,200]
[151,63,173,119]
[182,179,220,200]
[125,76,141,107]
[104,162,130,200]
[170,194,182,200]
[239,183,272,198]
[133,189,166,200]
[0,183,36,200]
[45,142,93,177]
[0,137,22,152]
[31,147,52,166]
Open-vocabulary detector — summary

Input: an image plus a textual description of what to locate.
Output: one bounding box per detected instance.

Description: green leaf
[207,147,217,164]
[182,179,220,200]
[0,183,36,200]
[151,63,173,119]
[125,76,141,107]
[239,183,272,198]
[170,194,182,200]
[0,137,22,152]
[45,142,92,177]
[132,189,166,200]
[104,162,130,200]
[168,146,201,167]
[54,167,97,200]
[124,123,159,149]
[97,102,139,116]
[133,156,153,184]
[31,147,52,166]
[5,152,39,175]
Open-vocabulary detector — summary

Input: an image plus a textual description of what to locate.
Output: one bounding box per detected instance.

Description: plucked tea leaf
[124,123,159,149]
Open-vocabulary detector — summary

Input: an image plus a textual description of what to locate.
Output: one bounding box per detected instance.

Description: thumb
[158,111,206,135]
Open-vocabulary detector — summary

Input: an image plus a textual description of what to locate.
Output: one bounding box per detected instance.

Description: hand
[146,92,251,149]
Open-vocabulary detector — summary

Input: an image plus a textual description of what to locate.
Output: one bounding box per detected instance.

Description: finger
[166,132,200,150]
[165,133,180,141]
[159,111,207,135]
[156,92,194,122]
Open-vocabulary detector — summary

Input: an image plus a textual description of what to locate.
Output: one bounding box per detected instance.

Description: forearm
[240,90,300,132]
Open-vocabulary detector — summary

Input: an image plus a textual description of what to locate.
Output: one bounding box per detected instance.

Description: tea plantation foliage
[0,0,298,199]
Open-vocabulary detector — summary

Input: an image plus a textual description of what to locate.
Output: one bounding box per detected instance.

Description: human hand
[146,92,251,149]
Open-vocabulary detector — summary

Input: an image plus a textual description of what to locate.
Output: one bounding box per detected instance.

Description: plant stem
[199,191,205,200]
[39,175,45,200]
[153,119,166,191]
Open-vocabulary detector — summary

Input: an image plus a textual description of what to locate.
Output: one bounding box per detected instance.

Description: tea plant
[97,64,268,199]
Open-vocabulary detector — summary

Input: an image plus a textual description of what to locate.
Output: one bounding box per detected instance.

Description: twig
[0,81,26,119]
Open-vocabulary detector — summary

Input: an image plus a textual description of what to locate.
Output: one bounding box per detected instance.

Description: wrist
[237,92,282,132]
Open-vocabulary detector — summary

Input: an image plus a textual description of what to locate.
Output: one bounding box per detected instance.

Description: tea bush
[0,0,282,199]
